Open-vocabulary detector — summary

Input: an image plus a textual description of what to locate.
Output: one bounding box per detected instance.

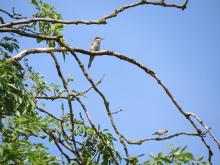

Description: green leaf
[31,0,39,6]
[161,157,171,163]
[180,145,187,153]
[198,156,204,161]
[62,52,66,61]
[0,147,3,156]
[42,3,52,9]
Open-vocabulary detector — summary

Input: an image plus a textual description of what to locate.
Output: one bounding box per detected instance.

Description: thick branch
[0,27,59,40]
[102,0,189,20]
[0,18,106,28]
[0,0,188,28]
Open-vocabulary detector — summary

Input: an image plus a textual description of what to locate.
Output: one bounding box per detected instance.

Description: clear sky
[1,0,220,164]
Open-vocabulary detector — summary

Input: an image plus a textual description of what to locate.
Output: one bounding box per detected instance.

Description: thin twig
[0,27,60,41]
[186,112,220,150]
[0,8,26,20]
[50,52,83,163]
[112,108,124,115]
[43,129,72,164]
[127,132,205,145]
[75,97,119,165]
[35,78,103,100]
[36,106,62,122]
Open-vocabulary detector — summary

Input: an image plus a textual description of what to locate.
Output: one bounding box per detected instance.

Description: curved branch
[186,112,220,150]
[127,132,203,145]
[0,0,189,28]
[0,18,106,28]
[0,27,59,40]
[0,8,26,20]
[102,0,189,20]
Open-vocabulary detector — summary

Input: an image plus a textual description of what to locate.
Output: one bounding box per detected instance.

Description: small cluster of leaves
[22,60,65,99]
[0,60,35,119]
[28,71,49,95]
[32,0,61,20]
[0,36,19,58]
[0,36,19,59]
[0,115,58,164]
[10,113,55,138]
[77,124,121,164]
[31,0,64,47]
[143,146,209,165]
[24,63,82,101]
[0,139,58,164]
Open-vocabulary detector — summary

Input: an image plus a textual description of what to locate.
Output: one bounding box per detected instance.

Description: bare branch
[75,97,119,165]
[0,27,60,41]
[102,0,189,20]
[36,106,62,122]
[42,129,74,164]
[50,52,83,162]
[127,132,205,145]
[0,18,106,28]
[0,0,189,28]
[112,108,124,115]
[186,112,220,150]
[0,8,26,20]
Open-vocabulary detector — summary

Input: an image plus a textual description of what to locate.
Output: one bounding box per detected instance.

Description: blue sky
[1,0,220,164]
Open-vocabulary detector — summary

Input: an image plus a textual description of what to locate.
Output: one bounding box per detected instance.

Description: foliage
[0,115,58,165]
[0,60,35,118]
[31,0,64,47]
[143,146,210,165]
[0,36,19,58]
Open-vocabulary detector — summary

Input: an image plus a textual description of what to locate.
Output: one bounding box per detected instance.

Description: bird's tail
[88,56,94,69]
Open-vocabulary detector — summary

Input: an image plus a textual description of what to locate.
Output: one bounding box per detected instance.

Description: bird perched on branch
[88,36,103,69]
[152,129,168,136]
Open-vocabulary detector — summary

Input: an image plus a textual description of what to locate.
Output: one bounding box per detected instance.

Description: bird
[88,36,103,69]
[152,129,168,136]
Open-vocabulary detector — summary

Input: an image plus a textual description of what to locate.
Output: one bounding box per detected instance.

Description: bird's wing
[152,132,158,135]
[90,39,96,50]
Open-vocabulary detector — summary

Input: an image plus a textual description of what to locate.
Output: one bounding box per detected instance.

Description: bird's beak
[100,38,104,40]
